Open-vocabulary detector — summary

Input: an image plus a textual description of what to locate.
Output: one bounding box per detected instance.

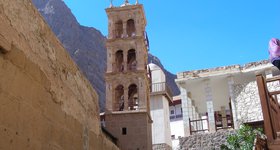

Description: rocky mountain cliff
[32,0,179,112]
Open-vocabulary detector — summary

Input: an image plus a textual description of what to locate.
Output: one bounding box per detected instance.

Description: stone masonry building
[104,1,153,150]
[0,0,119,149]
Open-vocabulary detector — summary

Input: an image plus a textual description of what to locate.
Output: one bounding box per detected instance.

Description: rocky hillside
[32,0,179,111]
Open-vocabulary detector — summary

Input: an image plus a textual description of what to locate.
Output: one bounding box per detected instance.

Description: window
[170,110,175,115]
[122,127,127,135]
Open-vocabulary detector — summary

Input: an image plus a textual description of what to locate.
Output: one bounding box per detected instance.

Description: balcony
[150,82,173,101]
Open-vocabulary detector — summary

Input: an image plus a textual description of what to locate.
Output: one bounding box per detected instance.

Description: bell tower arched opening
[115,50,124,72]
[115,85,124,111]
[128,84,138,110]
[127,19,136,37]
[115,20,123,38]
[127,49,136,71]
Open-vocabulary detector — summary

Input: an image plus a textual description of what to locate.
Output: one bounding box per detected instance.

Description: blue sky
[64,0,280,74]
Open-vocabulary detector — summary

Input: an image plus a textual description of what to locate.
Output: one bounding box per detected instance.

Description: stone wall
[233,82,263,124]
[178,130,236,150]
[0,0,118,149]
[152,143,172,150]
[233,79,280,125]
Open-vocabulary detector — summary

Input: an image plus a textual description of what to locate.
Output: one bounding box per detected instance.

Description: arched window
[115,20,123,38]
[115,85,124,111]
[127,49,136,71]
[127,19,136,37]
[115,50,124,72]
[128,84,138,110]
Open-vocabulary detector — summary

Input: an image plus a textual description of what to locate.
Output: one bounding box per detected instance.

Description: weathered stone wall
[152,143,172,150]
[233,80,280,125]
[233,82,263,124]
[0,0,118,149]
[178,130,236,150]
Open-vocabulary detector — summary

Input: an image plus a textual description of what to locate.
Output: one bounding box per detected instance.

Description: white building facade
[149,63,173,150]
[169,96,184,150]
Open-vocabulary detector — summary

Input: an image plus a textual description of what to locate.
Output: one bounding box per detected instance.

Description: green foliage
[220,125,264,150]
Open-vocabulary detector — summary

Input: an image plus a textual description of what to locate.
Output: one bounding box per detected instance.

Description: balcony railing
[189,118,209,135]
[151,82,173,100]
[170,114,183,120]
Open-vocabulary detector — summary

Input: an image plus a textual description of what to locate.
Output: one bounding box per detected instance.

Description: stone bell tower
[104,1,152,150]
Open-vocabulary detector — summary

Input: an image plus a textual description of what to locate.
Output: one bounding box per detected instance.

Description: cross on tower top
[109,0,113,8]
[110,0,139,8]
[120,0,130,7]
[124,0,130,5]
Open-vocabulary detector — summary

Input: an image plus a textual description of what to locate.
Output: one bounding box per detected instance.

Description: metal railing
[170,114,183,120]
